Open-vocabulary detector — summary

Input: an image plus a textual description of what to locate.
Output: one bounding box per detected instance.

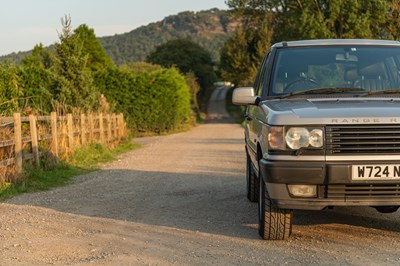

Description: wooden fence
[0,112,126,174]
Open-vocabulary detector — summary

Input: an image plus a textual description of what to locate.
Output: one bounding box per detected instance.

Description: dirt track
[1,87,400,265]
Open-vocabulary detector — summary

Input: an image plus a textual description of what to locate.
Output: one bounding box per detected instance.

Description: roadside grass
[132,115,198,138]
[225,86,246,124]
[0,139,140,200]
[133,124,193,137]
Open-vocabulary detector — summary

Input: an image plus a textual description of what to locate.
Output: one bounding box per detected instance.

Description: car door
[246,54,269,165]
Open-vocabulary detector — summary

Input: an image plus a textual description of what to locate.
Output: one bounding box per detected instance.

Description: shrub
[95,66,191,133]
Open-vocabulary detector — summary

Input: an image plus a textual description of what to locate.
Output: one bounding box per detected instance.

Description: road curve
[0,87,400,265]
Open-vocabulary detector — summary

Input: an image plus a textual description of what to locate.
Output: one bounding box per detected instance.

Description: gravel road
[1,87,400,265]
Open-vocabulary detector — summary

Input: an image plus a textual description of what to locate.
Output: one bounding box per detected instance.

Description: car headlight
[268,127,285,150]
[285,127,310,149]
[268,126,324,150]
[309,129,323,148]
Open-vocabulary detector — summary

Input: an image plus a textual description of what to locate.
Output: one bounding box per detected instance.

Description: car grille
[325,184,400,199]
[326,125,400,155]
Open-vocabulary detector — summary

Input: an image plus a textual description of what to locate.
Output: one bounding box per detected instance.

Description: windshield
[269,46,400,97]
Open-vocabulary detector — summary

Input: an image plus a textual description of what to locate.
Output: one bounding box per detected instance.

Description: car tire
[246,153,258,202]
[258,171,293,240]
[375,206,399,213]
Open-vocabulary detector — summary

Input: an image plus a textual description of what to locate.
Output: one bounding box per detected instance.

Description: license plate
[352,165,400,180]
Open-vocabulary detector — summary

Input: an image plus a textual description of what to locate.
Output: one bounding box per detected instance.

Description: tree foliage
[20,44,54,112]
[226,0,394,41]
[222,0,400,86]
[51,16,99,113]
[2,18,111,114]
[270,0,388,40]
[146,39,216,112]
[386,0,400,40]
[184,71,201,117]
[0,62,23,114]
[220,13,271,86]
[74,24,114,72]
[146,39,216,89]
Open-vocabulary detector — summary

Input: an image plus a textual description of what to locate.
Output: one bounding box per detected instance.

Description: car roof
[272,39,400,48]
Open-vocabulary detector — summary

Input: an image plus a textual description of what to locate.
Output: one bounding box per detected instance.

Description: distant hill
[100,8,237,64]
[0,8,238,65]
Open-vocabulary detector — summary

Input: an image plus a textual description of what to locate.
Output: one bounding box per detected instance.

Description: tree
[146,39,216,111]
[146,39,216,89]
[385,0,400,40]
[22,43,53,69]
[0,62,23,114]
[184,71,200,117]
[223,0,395,85]
[226,0,389,42]
[20,44,54,112]
[51,16,99,113]
[74,24,114,72]
[219,11,272,86]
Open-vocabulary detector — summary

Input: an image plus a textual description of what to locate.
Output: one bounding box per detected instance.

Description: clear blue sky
[0,0,227,56]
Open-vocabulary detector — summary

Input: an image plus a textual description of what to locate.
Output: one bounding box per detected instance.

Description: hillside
[0,8,238,65]
[100,8,237,64]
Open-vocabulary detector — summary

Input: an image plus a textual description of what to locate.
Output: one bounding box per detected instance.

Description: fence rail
[0,112,126,174]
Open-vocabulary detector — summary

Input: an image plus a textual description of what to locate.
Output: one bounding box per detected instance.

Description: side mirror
[232,87,258,105]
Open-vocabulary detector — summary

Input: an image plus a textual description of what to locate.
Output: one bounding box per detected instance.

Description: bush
[95,66,191,133]
[0,62,23,114]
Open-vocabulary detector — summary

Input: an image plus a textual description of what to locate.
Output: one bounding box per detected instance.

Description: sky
[0,0,227,56]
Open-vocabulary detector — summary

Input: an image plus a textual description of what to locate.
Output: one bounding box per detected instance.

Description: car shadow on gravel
[7,169,261,240]
[8,166,400,240]
[293,207,400,233]
[6,145,400,240]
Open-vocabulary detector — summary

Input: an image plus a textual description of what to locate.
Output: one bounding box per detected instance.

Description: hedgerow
[95,66,191,133]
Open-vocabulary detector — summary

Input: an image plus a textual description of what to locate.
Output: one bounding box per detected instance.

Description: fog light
[288,185,317,197]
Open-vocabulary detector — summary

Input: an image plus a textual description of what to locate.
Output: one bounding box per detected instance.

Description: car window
[253,55,268,96]
[385,56,400,86]
[269,46,400,96]
[255,53,270,96]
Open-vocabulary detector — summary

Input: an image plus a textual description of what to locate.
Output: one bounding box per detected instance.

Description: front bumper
[260,159,400,210]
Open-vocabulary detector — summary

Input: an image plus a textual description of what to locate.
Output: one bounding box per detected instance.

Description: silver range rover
[233,39,400,240]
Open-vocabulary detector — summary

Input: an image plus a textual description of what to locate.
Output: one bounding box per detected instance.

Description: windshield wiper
[279,87,365,99]
[359,89,400,97]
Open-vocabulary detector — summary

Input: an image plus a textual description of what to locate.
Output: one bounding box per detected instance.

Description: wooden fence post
[88,113,94,142]
[50,112,58,157]
[111,114,116,141]
[114,114,119,139]
[13,113,23,173]
[67,113,74,151]
[29,114,40,167]
[80,114,86,145]
[99,113,104,145]
[121,113,125,137]
[107,114,112,146]
[115,114,119,139]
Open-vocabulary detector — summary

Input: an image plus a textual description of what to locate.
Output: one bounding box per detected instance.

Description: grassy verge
[225,86,246,124]
[132,123,193,138]
[0,139,140,200]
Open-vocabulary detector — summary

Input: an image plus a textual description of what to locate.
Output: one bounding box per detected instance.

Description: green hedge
[95,66,191,133]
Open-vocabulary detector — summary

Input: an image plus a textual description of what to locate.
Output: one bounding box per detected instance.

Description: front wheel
[258,174,293,240]
[375,206,399,213]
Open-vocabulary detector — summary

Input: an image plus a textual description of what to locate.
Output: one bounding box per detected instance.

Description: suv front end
[233,39,400,240]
